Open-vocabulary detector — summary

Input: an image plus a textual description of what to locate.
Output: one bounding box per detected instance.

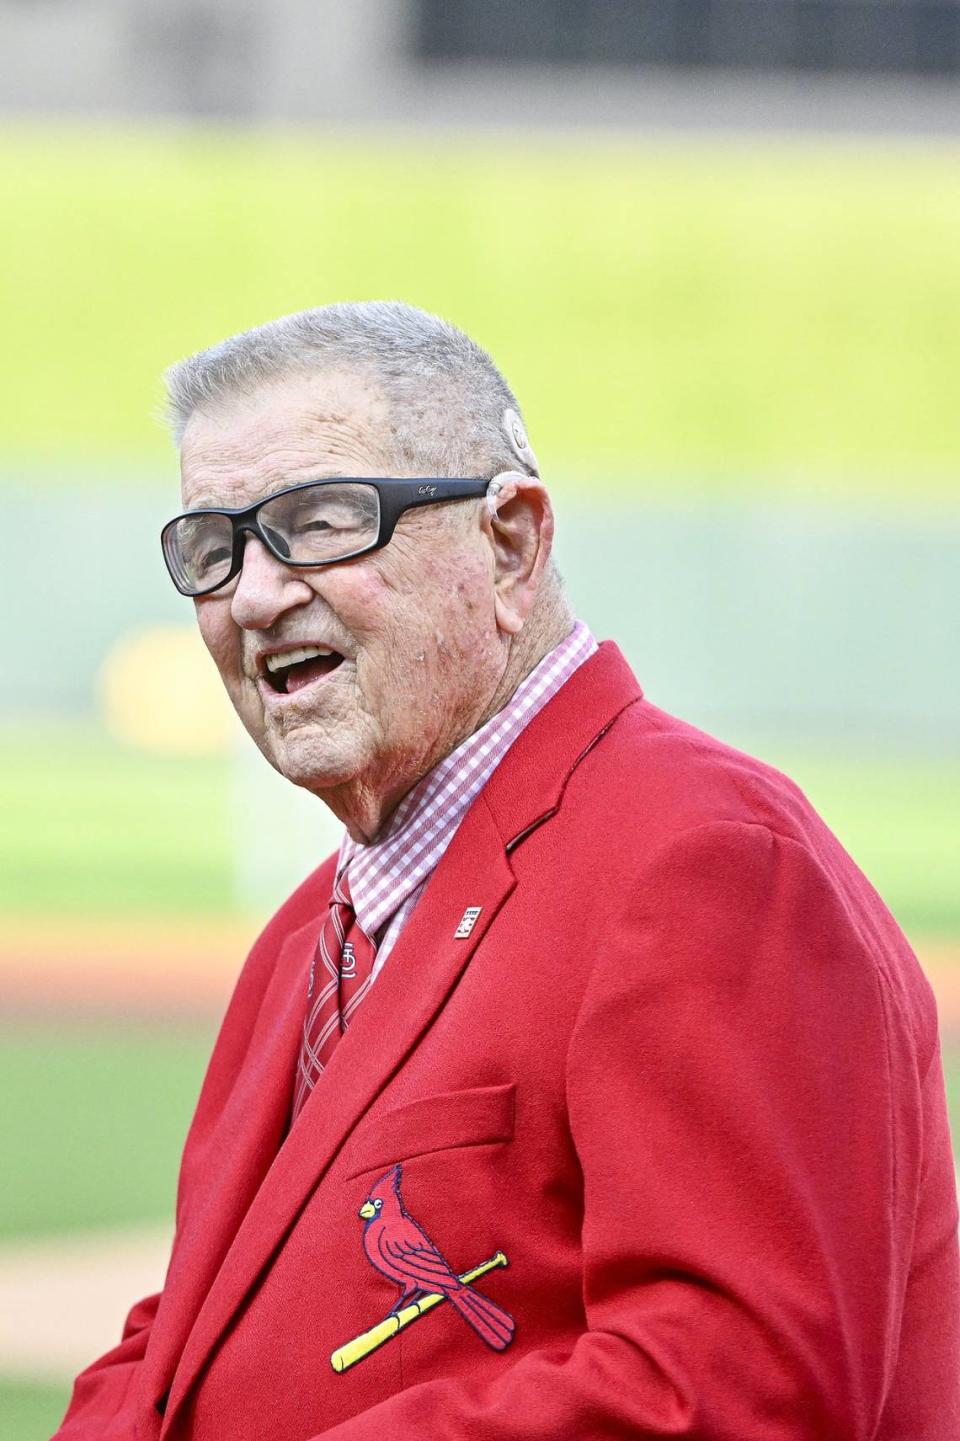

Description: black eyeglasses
[161,475,489,598]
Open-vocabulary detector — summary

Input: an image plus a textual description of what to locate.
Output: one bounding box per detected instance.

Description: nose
[229,535,314,629]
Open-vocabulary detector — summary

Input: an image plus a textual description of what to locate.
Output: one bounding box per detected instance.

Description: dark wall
[416,0,960,77]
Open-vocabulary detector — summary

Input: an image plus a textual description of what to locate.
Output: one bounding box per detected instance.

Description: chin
[262,725,366,795]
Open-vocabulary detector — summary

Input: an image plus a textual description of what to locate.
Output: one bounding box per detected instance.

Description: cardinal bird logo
[329,1163,515,1373]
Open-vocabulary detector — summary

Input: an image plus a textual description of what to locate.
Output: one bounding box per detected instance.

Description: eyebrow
[186,473,354,512]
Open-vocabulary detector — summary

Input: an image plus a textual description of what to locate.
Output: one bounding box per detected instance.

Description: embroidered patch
[330,1162,514,1372]
[454,906,482,939]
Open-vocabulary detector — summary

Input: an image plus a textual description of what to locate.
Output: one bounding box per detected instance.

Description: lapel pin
[454,906,482,939]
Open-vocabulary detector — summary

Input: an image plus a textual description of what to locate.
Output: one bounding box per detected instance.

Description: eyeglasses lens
[258,482,380,565]
[165,513,234,595]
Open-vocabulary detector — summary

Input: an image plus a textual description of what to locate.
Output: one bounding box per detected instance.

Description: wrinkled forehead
[179,369,401,510]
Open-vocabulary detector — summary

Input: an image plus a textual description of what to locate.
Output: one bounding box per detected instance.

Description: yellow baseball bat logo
[331,1250,508,1373]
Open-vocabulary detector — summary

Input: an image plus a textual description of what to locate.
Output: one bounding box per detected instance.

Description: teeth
[264,645,334,674]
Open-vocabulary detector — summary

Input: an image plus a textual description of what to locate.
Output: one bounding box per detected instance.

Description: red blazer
[55,643,960,1440]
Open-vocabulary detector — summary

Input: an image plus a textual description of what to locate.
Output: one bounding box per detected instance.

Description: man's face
[179,370,509,835]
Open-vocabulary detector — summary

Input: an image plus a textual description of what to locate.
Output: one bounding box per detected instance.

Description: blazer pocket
[343,1082,516,1180]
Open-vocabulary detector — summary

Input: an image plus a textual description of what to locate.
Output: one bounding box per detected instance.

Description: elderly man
[56,302,958,1440]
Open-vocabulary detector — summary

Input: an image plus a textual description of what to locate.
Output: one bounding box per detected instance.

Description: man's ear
[482,471,555,636]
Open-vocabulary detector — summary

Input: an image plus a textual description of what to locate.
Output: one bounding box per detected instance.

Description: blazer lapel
[161,640,642,1431]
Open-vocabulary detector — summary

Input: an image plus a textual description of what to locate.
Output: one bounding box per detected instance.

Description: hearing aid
[502,408,540,477]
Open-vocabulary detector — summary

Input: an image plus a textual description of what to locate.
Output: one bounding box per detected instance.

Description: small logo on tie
[454,907,482,939]
[341,941,357,978]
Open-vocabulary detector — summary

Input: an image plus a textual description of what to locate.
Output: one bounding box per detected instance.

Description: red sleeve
[869,1035,960,1437]
[50,1292,160,1439]
[311,821,959,1440]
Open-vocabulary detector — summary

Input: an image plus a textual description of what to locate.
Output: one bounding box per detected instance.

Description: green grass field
[0,723,234,918]
[0,1378,70,1441]
[0,1019,214,1240]
[3,128,960,497]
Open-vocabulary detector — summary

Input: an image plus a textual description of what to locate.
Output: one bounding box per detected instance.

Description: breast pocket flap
[343,1082,516,1180]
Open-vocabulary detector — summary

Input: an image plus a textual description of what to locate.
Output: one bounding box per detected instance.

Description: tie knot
[333,866,355,912]
[333,868,373,952]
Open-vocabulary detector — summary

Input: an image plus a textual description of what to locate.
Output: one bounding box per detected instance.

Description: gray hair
[164,300,535,479]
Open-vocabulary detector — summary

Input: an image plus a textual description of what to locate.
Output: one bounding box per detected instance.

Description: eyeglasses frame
[161,475,491,598]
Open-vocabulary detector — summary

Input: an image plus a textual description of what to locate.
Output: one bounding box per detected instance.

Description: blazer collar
[160,640,641,1430]
[482,639,643,848]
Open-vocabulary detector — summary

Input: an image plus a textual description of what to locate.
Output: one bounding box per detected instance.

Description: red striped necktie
[290,869,377,1125]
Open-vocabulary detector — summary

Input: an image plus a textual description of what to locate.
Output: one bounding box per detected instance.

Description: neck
[474,593,572,732]
[319,595,574,845]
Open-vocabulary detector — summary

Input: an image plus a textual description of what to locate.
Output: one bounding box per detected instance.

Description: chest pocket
[343,1082,515,1181]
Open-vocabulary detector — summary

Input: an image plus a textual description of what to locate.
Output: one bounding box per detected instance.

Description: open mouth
[262,645,345,696]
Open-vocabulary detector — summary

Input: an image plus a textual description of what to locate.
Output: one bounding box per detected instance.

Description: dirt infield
[916,942,960,1036]
[3,916,960,1034]
[0,915,257,1017]
[0,1225,172,1381]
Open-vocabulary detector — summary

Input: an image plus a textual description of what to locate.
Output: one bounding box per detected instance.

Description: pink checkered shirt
[338,619,597,981]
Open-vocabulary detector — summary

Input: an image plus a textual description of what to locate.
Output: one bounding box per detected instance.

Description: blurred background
[1,2,958,1435]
